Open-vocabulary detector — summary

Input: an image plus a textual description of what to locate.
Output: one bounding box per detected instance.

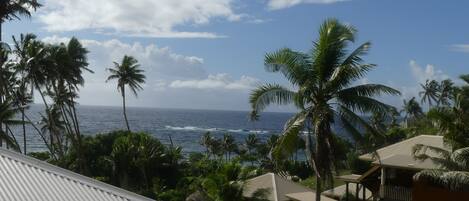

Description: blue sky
[4,0,469,111]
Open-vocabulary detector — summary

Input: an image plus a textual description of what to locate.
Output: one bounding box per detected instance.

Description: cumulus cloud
[267,0,348,10]
[39,36,259,110]
[409,60,450,84]
[170,74,259,90]
[38,0,243,38]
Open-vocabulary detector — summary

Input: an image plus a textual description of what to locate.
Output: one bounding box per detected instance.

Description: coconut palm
[11,80,32,153]
[0,0,41,41]
[106,55,146,131]
[245,134,259,154]
[201,132,214,156]
[413,145,469,191]
[249,19,400,200]
[437,79,454,106]
[222,133,237,161]
[419,79,439,107]
[40,105,66,157]
[0,99,21,150]
[426,75,469,149]
[401,97,423,127]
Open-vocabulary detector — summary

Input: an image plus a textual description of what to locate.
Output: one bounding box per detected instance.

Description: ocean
[12,105,296,153]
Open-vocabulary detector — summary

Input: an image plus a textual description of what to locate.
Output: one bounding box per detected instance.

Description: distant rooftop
[0,148,154,201]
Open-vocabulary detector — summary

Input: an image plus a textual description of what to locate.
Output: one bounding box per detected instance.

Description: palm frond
[264,48,312,86]
[249,84,295,113]
[272,111,307,160]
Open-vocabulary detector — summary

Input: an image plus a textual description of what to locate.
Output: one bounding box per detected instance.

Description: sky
[3,0,469,112]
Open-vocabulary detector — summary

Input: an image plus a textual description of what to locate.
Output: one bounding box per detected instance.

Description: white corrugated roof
[0,148,155,201]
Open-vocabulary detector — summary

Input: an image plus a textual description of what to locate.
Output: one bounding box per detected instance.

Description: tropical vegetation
[0,2,467,201]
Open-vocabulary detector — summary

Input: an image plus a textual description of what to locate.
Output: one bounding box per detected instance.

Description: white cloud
[38,0,243,38]
[267,0,348,10]
[451,44,469,53]
[42,36,207,80]
[170,74,259,90]
[409,60,449,84]
[39,36,259,110]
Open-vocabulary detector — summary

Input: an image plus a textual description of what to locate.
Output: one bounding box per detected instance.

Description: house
[0,148,155,201]
[243,173,335,201]
[334,135,448,201]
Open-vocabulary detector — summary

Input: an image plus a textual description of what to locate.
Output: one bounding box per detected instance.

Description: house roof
[0,148,154,201]
[373,154,440,170]
[359,135,449,170]
[243,173,331,201]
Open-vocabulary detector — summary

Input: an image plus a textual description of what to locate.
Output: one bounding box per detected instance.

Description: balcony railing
[382,185,412,201]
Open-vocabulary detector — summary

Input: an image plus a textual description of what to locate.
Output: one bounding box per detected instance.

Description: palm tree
[201,132,214,156]
[426,75,469,149]
[419,79,439,107]
[249,19,400,200]
[413,145,469,191]
[0,99,21,150]
[401,97,423,127]
[245,134,259,154]
[12,80,32,153]
[0,0,41,41]
[40,105,66,157]
[106,55,146,131]
[222,133,237,161]
[437,79,454,106]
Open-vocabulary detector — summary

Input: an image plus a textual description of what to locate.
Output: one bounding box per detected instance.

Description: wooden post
[356,183,359,201]
[362,184,366,201]
[380,167,386,198]
[346,182,349,201]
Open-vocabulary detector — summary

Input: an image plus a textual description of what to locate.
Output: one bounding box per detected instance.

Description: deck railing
[382,185,412,201]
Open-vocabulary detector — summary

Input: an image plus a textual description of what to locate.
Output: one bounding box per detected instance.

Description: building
[0,148,155,201]
[335,135,448,201]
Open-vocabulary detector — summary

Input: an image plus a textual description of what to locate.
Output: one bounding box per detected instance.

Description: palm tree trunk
[21,108,26,154]
[121,87,130,131]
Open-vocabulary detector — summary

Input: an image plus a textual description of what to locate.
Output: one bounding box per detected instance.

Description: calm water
[13,105,298,153]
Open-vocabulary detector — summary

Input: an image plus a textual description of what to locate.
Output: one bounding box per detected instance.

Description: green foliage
[346,152,370,174]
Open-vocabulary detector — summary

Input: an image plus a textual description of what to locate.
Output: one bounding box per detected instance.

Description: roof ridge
[0,148,154,201]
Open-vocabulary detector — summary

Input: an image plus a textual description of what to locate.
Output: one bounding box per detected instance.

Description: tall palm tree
[0,99,21,150]
[245,134,259,154]
[426,75,469,149]
[222,133,237,161]
[106,55,146,131]
[0,0,41,41]
[249,19,400,200]
[437,79,454,106]
[419,79,439,107]
[201,132,214,156]
[401,97,423,127]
